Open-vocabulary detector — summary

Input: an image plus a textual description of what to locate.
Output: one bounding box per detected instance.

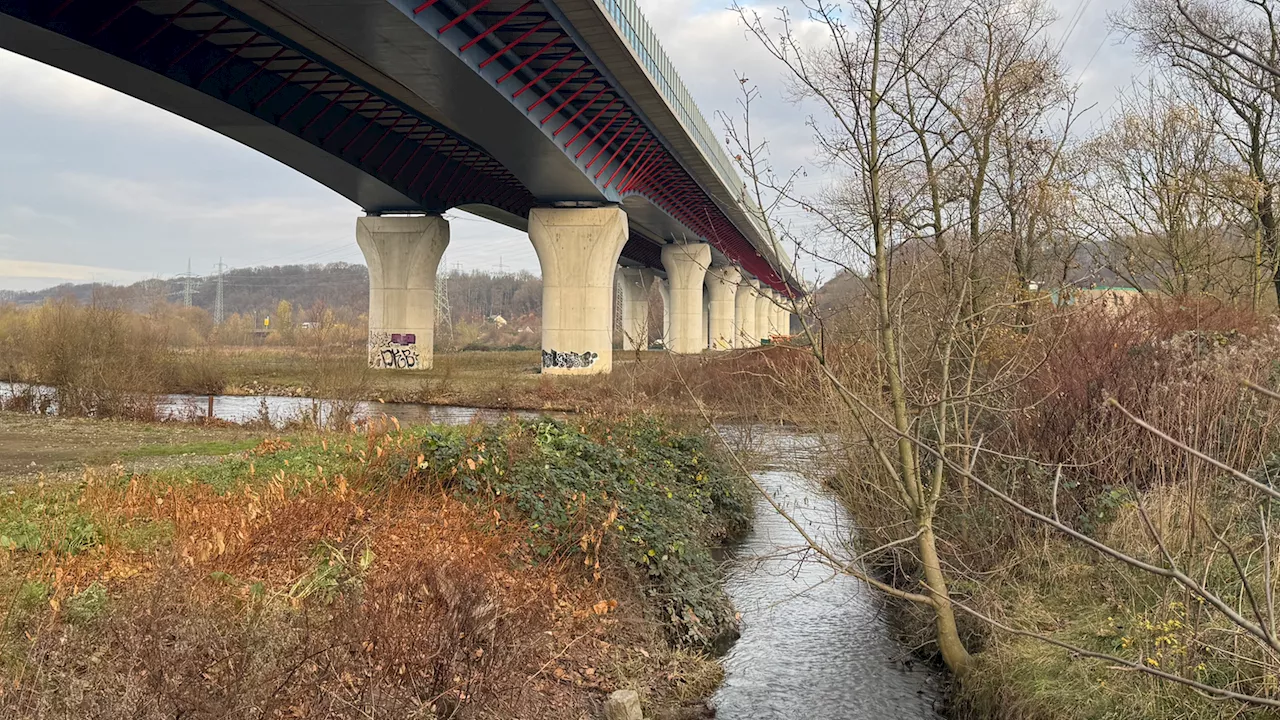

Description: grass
[817,301,1280,719]
[0,414,748,719]
[953,534,1270,720]
[116,439,262,459]
[0,411,262,482]
[217,346,543,402]
[216,344,811,421]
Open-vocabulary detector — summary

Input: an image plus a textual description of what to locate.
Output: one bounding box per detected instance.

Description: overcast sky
[0,0,1134,291]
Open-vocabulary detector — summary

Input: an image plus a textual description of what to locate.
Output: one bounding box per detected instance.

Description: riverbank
[818,307,1280,719]
[0,410,750,718]
[211,346,804,420]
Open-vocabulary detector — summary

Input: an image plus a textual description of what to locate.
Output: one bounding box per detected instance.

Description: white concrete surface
[357,214,449,370]
[616,266,654,351]
[529,206,629,374]
[660,242,711,354]
[756,288,774,342]
[706,265,741,350]
[735,276,759,348]
[656,275,671,347]
[775,299,791,336]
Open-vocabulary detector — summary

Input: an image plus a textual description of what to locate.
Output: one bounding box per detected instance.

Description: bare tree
[1121,0,1280,307]
[727,0,1076,674]
[1075,80,1245,296]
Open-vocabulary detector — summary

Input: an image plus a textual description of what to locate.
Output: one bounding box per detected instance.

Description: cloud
[0,258,148,283]
[0,1,1135,293]
[0,48,222,140]
[56,171,356,234]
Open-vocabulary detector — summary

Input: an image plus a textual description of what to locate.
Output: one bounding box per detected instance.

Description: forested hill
[0,263,543,321]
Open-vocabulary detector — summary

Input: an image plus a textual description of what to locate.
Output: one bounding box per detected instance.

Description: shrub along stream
[0,415,751,718]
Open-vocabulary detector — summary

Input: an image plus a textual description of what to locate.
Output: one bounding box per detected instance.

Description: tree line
[727,0,1280,709]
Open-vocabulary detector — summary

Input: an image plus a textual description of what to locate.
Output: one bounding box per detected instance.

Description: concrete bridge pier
[735,277,759,348]
[656,277,672,348]
[703,289,711,350]
[756,288,774,342]
[706,266,741,350]
[660,243,712,354]
[776,300,791,336]
[357,214,449,370]
[529,207,629,374]
[617,267,655,351]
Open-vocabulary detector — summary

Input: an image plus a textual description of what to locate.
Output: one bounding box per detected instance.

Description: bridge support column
[756,288,775,343]
[617,267,654,351]
[529,207,628,374]
[706,266,741,350]
[357,215,449,370]
[776,299,791,336]
[735,277,759,348]
[656,277,672,348]
[660,243,711,354]
[703,290,711,349]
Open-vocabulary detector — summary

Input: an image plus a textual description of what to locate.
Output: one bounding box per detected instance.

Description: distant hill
[0,262,543,324]
[0,263,369,317]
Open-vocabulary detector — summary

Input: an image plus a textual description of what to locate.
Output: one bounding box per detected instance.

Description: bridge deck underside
[0,0,793,290]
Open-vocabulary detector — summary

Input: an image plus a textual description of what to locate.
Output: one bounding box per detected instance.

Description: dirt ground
[0,412,261,484]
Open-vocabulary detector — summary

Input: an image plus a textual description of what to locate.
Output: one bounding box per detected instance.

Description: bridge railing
[593,0,792,278]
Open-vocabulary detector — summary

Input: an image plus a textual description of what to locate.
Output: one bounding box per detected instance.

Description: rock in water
[604,689,643,720]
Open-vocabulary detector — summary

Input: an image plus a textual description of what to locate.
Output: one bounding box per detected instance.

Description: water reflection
[156,393,540,427]
[0,383,539,427]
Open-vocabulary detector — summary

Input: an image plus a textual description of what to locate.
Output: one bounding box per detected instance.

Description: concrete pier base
[735,277,759,348]
[617,267,654,351]
[660,242,711,354]
[529,207,628,374]
[357,214,449,370]
[706,266,741,350]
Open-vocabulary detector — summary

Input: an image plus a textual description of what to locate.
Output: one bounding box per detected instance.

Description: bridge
[0,0,801,373]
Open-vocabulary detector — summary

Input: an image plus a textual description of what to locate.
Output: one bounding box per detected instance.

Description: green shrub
[391,417,752,650]
[0,498,100,555]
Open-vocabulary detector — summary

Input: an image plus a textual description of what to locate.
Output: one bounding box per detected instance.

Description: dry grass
[0,418,736,719]
[215,344,817,421]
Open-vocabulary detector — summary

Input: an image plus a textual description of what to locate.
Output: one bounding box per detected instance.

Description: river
[4,386,944,717]
[712,428,944,718]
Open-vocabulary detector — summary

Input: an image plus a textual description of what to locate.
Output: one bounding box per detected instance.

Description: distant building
[1053,284,1142,312]
[487,315,508,327]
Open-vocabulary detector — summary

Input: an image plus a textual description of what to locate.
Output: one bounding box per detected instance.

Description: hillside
[0,263,543,324]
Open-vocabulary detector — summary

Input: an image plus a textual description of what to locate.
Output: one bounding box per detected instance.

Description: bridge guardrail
[593,0,794,280]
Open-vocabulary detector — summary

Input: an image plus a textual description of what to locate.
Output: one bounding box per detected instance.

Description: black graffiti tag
[378,347,419,369]
[542,349,598,369]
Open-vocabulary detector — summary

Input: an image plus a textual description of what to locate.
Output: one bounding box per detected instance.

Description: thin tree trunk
[918,524,972,673]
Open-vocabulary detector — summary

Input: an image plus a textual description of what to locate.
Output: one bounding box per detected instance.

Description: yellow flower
[1146,658,1160,668]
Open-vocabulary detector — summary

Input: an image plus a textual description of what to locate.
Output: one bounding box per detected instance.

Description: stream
[4,385,944,717]
[711,428,944,718]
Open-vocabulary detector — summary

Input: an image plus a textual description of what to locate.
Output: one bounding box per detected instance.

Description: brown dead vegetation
[0,426,726,720]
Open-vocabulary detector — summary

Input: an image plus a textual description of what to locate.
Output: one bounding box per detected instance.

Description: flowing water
[4,385,943,716]
[711,428,944,718]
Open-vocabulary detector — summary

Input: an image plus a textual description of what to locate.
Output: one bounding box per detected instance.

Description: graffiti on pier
[542,349,598,369]
[369,331,420,369]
